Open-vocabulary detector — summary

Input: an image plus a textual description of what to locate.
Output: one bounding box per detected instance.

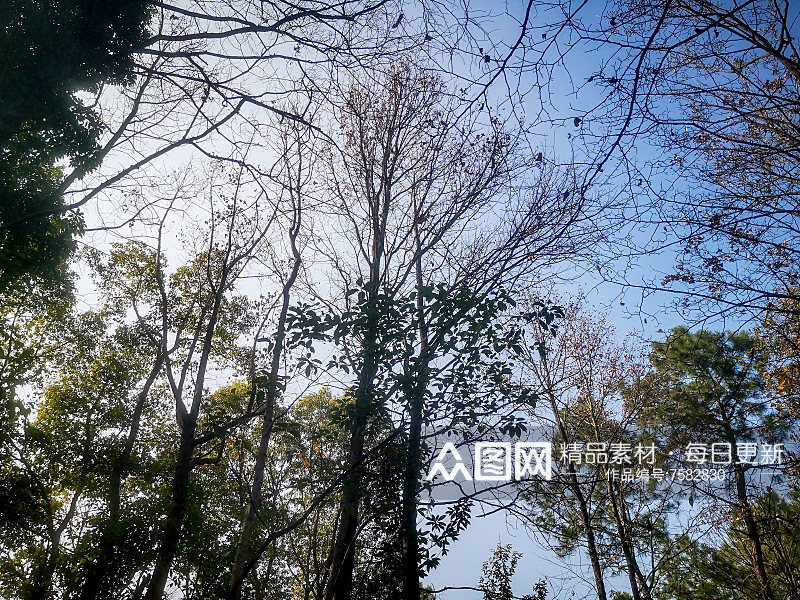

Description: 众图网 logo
[427,442,552,482]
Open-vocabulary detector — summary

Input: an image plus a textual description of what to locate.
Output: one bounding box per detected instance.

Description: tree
[480,544,521,600]
[307,60,589,600]
[277,389,350,600]
[754,297,800,470]
[553,0,800,325]
[140,188,268,600]
[640,326,794,600]
[0,0,152,291]
[229,107,312,597]
[656,491,800,600]
[46,163,277,599]
[0,265,74,452]
[0,292,165,599]
[515,303,677,600]
[479,543,547,600]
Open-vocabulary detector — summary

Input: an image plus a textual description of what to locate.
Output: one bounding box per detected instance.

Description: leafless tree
[228,109,317,598]
[301,59,598,600]
[514,301,689,600]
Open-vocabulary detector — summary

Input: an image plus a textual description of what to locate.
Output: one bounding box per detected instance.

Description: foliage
[0,0,152,290]
[641,326,790,455]
[479,543,547,600]
[756,295,800,419]
[656,491,800,600]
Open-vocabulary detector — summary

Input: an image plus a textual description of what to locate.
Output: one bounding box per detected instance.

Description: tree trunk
[26,543,57,600]
[79,353,163,600]
[400,394,424,600]
[323,350,376,600]
[547,392,608,600]
[400,232,430,600]
[143,421,197,600]
[571,464,608,600]
[324,281,382,600]
[603,476,651,600]
[144,272,225,600]
[229,244,301,596]
[324,164,390,599]
[228,390,275,590]
[734,459,775,600]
